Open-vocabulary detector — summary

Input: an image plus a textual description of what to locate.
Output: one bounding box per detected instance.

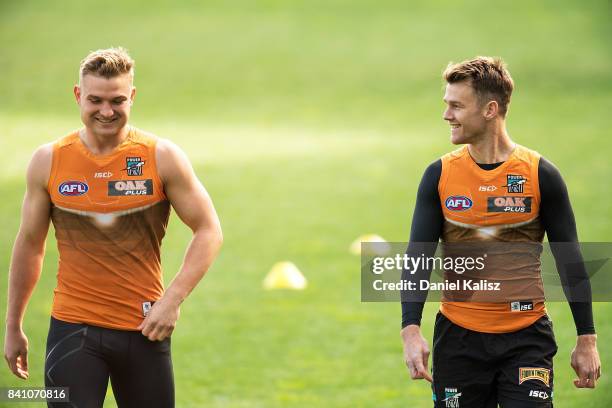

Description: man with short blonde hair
[4,47,223,407]
[79,47,135,80]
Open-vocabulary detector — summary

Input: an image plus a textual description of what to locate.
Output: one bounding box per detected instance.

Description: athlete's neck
[467,124,515,164]
[80,126,130,155]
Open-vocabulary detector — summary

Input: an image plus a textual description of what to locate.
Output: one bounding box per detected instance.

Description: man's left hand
[571,334,601,388]
[137,298,180,341]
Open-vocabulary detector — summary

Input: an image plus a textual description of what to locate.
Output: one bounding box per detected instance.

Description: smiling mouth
[96,118,117,124]
[450,124,461,129]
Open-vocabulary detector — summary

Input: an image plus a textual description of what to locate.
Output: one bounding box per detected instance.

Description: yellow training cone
[349,234,391,256]
[263,261,307,290]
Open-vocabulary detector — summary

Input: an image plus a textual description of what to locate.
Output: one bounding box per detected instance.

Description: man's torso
[47,127,170,330]
[438,144,547,333]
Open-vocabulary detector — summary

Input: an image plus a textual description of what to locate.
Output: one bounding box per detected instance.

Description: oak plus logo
[487,196,532,213]
[108,179,153,196]
[58,181,88,196]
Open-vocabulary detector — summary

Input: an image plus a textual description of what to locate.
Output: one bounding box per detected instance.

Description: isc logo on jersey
[445,196,473,211]
[59,181,88,196]
[108,179,153,196]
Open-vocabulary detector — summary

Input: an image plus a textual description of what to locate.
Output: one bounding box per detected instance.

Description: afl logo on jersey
[445,196,472,211]
[58,181,89,196]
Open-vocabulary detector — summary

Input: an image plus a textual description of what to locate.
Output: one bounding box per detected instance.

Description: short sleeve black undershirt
[401,157,595,335]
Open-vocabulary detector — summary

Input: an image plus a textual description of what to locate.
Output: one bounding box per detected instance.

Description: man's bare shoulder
[27,143,54,188]
[155,138,193,184]
[155,137,186,159]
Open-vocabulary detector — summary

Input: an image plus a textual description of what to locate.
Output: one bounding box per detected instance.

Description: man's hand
[137,298,180,342]
[571,334,601,388]
[400,324,433,382]
[4,327,29,379]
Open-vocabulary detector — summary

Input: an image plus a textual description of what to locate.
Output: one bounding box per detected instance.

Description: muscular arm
[4,144,53,379]
[538,157,594,335]
[138,138,223,341]
[401,160,443,328]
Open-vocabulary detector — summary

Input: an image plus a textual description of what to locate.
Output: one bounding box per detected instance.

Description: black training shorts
[44,316,174,408]
[431,312,557,408]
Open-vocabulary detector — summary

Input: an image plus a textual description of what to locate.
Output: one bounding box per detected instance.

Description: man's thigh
[432,313,497,408]
[108,332,174,408]
[44,317,109,408]
[497,316,557,407]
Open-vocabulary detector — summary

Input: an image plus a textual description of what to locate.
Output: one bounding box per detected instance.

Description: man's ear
[74,85,81,104]
[130,87,136,105]
[484,100,498,120]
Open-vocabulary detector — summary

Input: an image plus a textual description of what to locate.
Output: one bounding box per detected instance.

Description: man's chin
[450,133,467,145]
[89,122,124,136]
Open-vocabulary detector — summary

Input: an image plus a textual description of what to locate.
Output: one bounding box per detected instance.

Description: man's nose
[443,107,453,121]
[99,103,114,117]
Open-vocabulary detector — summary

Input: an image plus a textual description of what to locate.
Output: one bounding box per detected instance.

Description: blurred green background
[1,0,610,406]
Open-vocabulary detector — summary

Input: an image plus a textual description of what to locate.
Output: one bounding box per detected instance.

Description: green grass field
[1,0,611,406]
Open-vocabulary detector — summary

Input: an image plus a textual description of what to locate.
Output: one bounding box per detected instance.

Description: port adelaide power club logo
[504,174,527,193]
[123,156,145,176]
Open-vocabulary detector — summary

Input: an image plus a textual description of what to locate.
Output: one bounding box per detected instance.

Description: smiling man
[4,47,223,407]
[400,57,601,407]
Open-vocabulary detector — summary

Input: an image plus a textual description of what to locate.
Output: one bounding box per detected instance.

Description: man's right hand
[400,324,433,382]
[4,328,29,379]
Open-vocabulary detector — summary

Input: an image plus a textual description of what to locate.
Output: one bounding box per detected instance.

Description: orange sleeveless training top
[438,144,547,333]
[48,128,170,330]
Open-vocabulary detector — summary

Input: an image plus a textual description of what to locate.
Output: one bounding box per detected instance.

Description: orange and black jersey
[401,145,594,335]
[47,128,170,330]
